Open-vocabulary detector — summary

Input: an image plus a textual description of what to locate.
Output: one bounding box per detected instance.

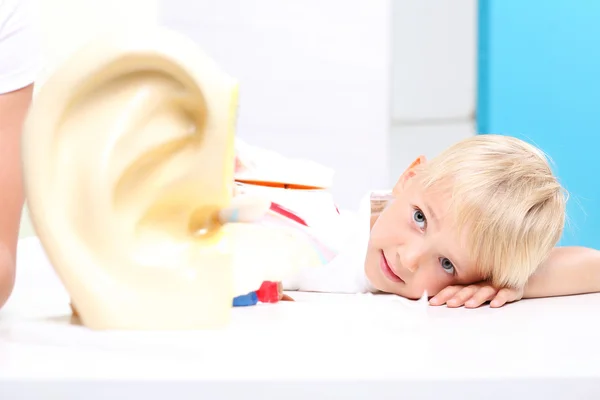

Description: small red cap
[256,281,280,303]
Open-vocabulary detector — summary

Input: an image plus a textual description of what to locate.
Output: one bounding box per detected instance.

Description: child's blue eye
[412,208,426,228]
[440,257,455,274]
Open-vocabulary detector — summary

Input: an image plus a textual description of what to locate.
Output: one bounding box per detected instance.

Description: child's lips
[380,251,404,283]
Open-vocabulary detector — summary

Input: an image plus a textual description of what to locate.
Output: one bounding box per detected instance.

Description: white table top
[1,237,599,399]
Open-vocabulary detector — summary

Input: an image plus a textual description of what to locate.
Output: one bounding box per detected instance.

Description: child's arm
[523,246,600,299]
[430,246,600,308]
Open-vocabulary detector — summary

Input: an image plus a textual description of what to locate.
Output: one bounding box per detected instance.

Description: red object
[269,202,308,227]
[256,281,280,303]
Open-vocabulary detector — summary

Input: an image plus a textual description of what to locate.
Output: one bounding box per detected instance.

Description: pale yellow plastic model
[21,27,306,330]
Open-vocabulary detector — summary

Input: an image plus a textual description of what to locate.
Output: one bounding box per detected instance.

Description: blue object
[232,292,258,307]
[478,0,600,248]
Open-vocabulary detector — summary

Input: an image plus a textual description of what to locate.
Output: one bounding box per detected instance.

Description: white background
[20,0,476,236]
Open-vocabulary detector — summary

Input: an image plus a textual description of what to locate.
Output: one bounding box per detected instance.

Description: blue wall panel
[478,0,600,248]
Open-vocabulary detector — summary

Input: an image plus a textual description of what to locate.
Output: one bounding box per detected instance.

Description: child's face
[364,158,483,299]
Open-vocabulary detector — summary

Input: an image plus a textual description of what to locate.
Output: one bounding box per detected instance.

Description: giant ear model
[21,27,254,330]
[22,27,338,331]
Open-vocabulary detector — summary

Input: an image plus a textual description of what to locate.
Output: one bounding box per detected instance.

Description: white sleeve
[0,0,42,94]
[282,193,377,294]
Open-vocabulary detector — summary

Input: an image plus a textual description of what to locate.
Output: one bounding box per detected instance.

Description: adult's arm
[0,0,42,308]
[0,84,34,308]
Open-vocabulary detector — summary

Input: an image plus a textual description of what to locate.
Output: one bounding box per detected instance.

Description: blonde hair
[416,134,567,288]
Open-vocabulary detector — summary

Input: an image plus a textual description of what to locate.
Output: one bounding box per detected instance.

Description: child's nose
[399,245,423,273]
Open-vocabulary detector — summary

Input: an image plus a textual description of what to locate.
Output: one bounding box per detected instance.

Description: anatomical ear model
[21,27,325,330]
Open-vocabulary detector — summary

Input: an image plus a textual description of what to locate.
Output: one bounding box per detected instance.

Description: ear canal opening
[187,207,223,238]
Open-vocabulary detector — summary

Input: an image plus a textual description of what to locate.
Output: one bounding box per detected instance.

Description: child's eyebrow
[422,201,438,225]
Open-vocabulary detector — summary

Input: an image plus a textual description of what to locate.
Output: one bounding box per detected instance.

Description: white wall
[35,0,159,88]
[390,0,477,179]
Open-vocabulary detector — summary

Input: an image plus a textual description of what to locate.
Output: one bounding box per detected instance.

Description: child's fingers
[490,288,517,308]
[429,285,462,306]
[432,284,520,309]
[465,286,498,308]
[447,285,481,307]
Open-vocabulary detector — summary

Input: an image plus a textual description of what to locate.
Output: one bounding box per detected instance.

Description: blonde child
[234,134,600,308]
[365,134,600,308]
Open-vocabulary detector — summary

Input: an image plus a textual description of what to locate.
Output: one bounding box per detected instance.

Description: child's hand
[429,283,524,308]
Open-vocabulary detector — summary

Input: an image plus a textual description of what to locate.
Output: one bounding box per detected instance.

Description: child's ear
[392,155,426,195]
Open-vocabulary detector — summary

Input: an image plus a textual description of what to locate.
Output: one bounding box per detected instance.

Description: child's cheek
[408,269,452,298]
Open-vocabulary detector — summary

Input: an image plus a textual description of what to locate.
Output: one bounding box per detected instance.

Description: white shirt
[280,192,377,294]
[235,139,377,294]
[0,0,42,94]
